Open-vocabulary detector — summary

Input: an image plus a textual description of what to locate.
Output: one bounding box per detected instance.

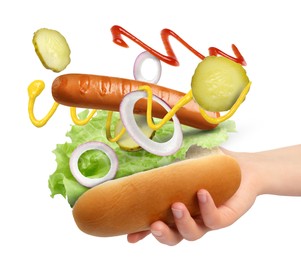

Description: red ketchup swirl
[110,25,246,66]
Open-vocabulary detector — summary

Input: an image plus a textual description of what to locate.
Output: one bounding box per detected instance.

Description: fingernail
[198,190,207,204]
[172,208,183,219]
[151,230,162,237]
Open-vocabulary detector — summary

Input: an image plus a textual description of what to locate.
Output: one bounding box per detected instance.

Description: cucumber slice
[32,28,71,72]
[191,56,249,112]
[115,114,155,151]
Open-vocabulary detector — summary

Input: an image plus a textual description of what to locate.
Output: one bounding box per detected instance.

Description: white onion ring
[119,91,183,156]
[69,141,118,188]
[133,51,162,84]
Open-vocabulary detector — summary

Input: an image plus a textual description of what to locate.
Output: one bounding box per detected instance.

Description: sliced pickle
[32,28,71,72]
[115,114,155,151]
[191,56,249,112]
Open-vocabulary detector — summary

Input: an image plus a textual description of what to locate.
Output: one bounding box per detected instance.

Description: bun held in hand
[72,147,241,237]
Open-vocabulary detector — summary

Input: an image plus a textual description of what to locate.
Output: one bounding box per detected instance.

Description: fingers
[170,202,208,241]
[150,202,209,245]
[128,189,237,246]
[150,221,184,246]
[198,189,223,229]
[127,230,151,243]
[151,189,235,245]
[198,189,238,229]
[146,191,216,245]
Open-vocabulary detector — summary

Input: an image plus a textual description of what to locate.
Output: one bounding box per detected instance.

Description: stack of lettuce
[48,110,236,207]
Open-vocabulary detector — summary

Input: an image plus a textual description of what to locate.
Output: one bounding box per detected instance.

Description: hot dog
[51,73,219,130]
[47,56,249,237]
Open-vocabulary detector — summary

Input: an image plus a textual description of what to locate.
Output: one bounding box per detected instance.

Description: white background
[1,0,301,259]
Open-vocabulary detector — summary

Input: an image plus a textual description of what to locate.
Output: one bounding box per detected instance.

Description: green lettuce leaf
[48,110,236,207]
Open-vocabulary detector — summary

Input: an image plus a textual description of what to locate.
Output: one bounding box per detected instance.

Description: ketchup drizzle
[110,25,246,66]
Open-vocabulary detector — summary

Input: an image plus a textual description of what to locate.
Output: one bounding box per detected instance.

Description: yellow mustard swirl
[28,80,59,127]
[137,81,251,130]
[28,80,97,127]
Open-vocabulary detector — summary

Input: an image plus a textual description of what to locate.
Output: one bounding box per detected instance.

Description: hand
[127,150,260,245]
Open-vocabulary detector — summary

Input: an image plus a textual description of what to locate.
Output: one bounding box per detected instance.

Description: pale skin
[127,144,301,246]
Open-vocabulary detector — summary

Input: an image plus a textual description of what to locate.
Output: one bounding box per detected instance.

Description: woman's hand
[127,149,261,245]
[128,145,301,245]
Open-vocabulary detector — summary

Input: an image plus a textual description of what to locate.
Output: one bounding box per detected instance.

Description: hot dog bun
[72,147,241,237]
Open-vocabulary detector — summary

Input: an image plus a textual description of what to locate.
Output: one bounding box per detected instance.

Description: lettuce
[48,110,236,207]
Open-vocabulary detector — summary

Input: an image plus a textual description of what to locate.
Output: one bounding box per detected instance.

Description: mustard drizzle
[28,79,252,139]
[70,107,97,126]
[28,80,98,127]
[27,80,59,127]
